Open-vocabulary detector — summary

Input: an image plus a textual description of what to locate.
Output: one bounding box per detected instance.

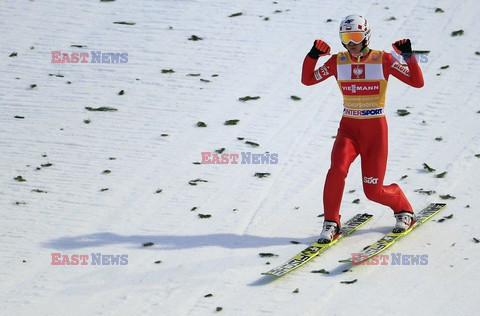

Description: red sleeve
[383,52,424,88]
[301,54,337,86]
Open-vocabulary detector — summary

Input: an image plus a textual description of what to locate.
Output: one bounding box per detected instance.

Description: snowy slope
[1,0,479,315]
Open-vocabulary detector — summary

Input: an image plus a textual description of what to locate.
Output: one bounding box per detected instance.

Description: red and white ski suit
[302,50,424,227]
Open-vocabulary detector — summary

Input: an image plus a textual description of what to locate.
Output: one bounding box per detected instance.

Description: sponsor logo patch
[314,65,329,80]
[363,176,379,184]
[341,81,380,95]
[392,61,410,77]
[343,108,384,117]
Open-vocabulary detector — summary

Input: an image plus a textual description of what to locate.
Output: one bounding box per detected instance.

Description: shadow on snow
[42,232,316,250]
[42,226,390,251]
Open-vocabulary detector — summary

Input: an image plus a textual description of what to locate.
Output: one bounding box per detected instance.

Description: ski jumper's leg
[323,124,360,226]
[359,117,413,213]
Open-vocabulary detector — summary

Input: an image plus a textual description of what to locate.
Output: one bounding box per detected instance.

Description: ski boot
[393,211,415,233]
[318,221,339,244]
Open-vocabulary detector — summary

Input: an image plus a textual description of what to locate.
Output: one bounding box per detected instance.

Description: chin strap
[351,47,370,62]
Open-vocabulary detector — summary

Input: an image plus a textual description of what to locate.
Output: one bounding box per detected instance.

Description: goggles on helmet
[340,32,365,45]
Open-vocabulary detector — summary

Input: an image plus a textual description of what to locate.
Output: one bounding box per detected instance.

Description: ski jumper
[302,50,424,227]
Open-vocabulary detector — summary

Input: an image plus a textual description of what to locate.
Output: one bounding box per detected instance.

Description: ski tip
[338,259,352,263]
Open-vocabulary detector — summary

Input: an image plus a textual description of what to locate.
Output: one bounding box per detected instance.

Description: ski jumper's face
[346,42,363,55]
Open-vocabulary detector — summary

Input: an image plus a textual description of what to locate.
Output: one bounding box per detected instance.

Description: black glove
[392,39,413,56]
[308,39,331,59]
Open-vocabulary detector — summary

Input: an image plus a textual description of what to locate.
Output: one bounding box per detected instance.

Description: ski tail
[262,213,373,277]
[339,203,446,264]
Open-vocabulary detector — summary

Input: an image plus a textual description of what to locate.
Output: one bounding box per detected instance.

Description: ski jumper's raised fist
[308,40,331,59]
[392,39,412,55]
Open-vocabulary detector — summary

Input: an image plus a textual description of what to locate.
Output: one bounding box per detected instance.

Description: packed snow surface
[1,0,479,315]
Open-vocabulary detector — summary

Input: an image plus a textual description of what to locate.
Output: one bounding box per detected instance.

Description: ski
[262,213,373,277]
[339,203,447,264]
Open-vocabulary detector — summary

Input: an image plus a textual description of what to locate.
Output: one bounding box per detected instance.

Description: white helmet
[339,14,371,47]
